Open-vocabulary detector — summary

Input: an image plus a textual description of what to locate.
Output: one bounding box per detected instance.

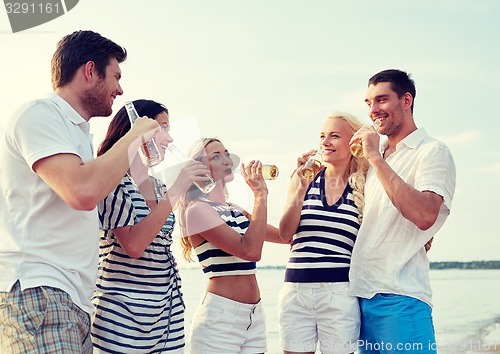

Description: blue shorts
[358,294,436,354]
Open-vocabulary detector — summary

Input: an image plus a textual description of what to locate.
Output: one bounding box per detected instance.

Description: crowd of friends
[0,30,456,354]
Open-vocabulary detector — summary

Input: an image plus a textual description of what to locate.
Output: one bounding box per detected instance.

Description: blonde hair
[326,112,369,223]
[177,138,222,262]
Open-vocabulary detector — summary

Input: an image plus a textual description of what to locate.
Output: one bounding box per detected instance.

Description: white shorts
[189,292,267,354]
[278,282,360,354]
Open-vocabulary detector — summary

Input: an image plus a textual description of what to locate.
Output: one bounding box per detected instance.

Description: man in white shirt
[349,69,456,354]
[0,30,159,353]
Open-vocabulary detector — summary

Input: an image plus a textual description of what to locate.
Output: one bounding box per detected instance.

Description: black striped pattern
[285,168,360,283]
[194,198,256,278]
[92,174,184,353]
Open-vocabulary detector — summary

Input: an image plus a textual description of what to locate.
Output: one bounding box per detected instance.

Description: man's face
[83,57,123,118]
[364,82,405,137]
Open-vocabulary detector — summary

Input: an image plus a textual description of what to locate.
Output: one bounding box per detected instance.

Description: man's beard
[82,78,113,118]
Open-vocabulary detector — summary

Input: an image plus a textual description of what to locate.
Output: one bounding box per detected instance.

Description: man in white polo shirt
[0,30,159,353]
[349,69,456,354]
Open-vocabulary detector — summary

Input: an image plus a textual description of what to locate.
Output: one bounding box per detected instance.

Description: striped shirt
[92,174,184,353]
[194,198,257,278]
[285,168,360,283]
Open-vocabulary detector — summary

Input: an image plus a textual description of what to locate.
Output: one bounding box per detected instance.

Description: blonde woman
[278,113,369,354]
[178,138,284,353]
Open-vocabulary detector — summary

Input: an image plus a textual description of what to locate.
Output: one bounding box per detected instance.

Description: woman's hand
[170,160,212,195]
[240,160,268,197]
[291,149,319,188]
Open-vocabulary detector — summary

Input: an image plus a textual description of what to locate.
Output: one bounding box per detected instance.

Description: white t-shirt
[0,93,98,314]
[349,128,456,306]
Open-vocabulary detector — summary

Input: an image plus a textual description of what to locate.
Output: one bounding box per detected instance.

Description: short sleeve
[414,141,456,211]
[13,100,84,170]
[98,180,135,231]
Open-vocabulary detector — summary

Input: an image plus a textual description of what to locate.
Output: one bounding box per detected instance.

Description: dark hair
[51,30,127,90]
[368,69,417,113]
[97,99,168,156]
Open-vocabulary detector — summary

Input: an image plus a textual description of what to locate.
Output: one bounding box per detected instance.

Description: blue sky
[1,0,499,265]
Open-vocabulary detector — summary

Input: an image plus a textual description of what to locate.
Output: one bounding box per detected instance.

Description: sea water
[180,268,500,353]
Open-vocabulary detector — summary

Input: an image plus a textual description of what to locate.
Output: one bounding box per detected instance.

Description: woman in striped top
[91,100,211,353]
[177,138,284,353]
[278,112,369,354]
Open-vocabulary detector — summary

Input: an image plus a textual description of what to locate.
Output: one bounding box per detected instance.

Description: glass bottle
[350,119,382,158]
[233,164,279,180]
[301,150,322,180]
[125,101,162,168]
[166,144,216,194]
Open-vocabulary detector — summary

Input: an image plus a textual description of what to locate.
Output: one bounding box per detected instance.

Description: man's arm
[33,117,159,211]
[367,154,443,230]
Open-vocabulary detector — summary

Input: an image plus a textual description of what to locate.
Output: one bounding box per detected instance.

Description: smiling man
[349,69,457,354]
[0,30,159,353]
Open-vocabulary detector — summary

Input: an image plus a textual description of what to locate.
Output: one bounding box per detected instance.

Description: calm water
[179,268,500,353]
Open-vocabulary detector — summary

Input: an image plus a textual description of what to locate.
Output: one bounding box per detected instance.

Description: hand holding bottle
[349,119,381,158]
[166,144,216,194]
[125,101,162,167]
[233,164,279,180]
[300,149,323,180]
[168,160,214,197]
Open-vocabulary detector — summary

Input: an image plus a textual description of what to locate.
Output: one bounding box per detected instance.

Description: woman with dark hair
[91,99,210,353]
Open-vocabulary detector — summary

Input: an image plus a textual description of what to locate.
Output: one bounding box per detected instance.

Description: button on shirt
[349,128,456,306]
[0,94,98,314]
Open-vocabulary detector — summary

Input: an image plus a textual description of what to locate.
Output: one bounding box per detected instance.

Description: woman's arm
[279,173,309,242]
[186,160,270,261]
[186,197,267,262]
[112,161,211,258]
[113,197,173,258]
[279,151,316,241]
[239,209,288,244]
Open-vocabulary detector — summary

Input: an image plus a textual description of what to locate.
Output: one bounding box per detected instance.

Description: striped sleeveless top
[285,168,361,283]
[92,174,185,353]
[193,198,257,278]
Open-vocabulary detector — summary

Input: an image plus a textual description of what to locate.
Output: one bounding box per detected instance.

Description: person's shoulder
[185,199,225,232]
[422,135,452,154]
[19,97,61,122]
[414,129,451,151]
[3,98,52,135]
[22,96,58,113]
[187,199,213,214]
[415,131,455,166]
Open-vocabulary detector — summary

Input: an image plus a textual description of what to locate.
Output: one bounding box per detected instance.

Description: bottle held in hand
[125,101,162,168]
[234,164,279,180]
[167,144,216,194]
[262,164,279,180]
[350,119,381,158]
[301,150,322,180]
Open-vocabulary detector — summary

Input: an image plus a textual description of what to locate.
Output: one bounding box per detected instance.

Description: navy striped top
[285,168,360,283]
[193,198,257,278]
[91,174,185,353]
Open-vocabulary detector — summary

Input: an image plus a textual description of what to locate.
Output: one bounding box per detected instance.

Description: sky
[1,0,499,266]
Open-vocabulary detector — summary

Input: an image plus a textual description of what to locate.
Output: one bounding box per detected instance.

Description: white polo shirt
[0,94,98,314]
[349,128,456,306]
